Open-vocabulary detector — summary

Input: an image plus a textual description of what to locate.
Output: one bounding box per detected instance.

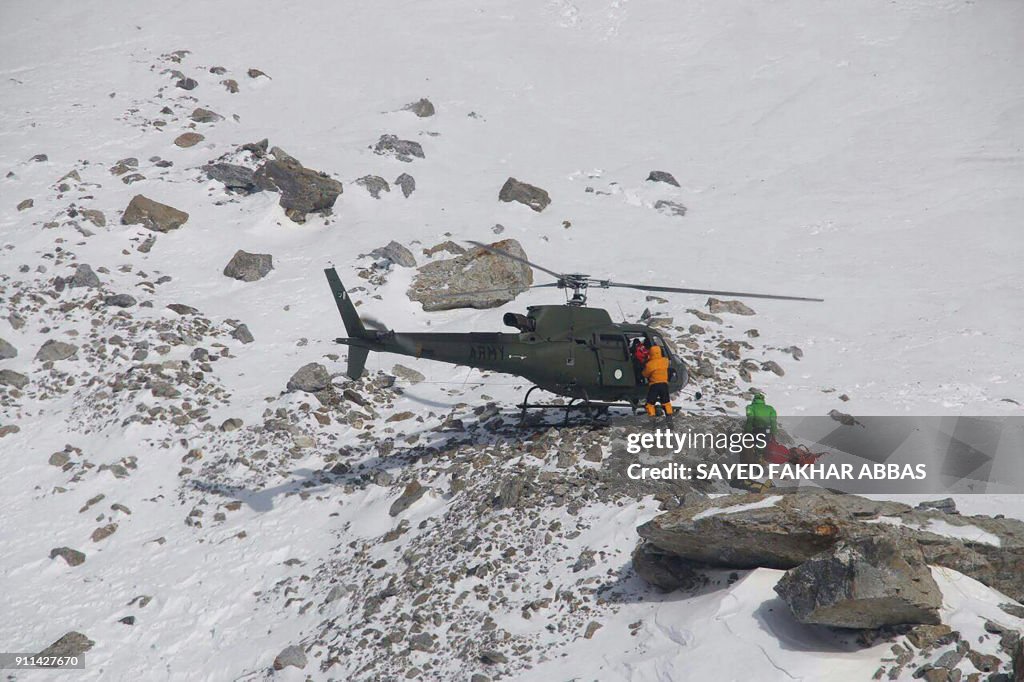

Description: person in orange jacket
[642,345,673,421]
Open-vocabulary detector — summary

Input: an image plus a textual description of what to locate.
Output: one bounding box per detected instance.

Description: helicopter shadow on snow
[597,561,879,654]
[187,415,593,513]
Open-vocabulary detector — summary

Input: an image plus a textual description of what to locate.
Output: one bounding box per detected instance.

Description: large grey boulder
[499,177,550,212]
[203,163,260,194]
[121,195,189,232]
[407,239,533,311]
[273,645,307,671]
[254,155,342,223]
[0,369,28,389]
[36,340,78,362]
[373,134,424,162]
[636,490,1024,602]
[647,170,680,187]
[395,173,415,198]
[287,363,331,393]
[190,107,223,123]
[0,337,16,360]
[223,250,273,282]
[403,98,435,117]
[68,264,100,288]
[774,534,942,628]
[356,175,390,199]
[38,631,94,657]
[371,241,416,268]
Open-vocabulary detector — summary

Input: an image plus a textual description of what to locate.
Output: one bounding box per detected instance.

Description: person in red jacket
[642,345,673,421]
[631,338,650,383]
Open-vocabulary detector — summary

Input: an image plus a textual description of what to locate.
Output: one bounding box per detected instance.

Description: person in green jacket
[745,393,777,437]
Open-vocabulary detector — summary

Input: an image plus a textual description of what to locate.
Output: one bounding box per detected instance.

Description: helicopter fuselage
[333,295,688,403]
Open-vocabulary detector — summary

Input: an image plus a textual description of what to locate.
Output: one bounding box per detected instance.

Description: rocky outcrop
[403,98,435,117]
[254,154,342,223]
[774,534,942,628]
[287,363,331,393]
[273,645,307,670]
[707,298,755,316]
[371,241,416,268]
[223,250,273,282]
[373,134,424,162]
[68,264,100,288]
[356,175,390,199]
[499,177,550,212]
[36,340,79,362]
[0,337,16,360]
[395,173,415,198]
[636,490,1024,602]
[203,163,260,194]
[647,170,680,187]
[38,631,94,657]
[407,239,533,311]
[121,195,189,232]
[0,369,28,389]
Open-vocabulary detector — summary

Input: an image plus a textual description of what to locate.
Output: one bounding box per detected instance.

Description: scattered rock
[221,79,239,93]
[828,409,861,427]
[68,263,100,288]
[36,340,78,362]
[80,209,106,227]
[390,481,427,516]
[403,98,435,117]
[408,239,533,311]
[654,199,687,217]
[254,155,343,223]
[104,294,137,308]
[774,534,942,628]
[273,645,307,671]
[0,369,29,389]
[122,195,189,232]
[287,363,331,393]
[203,163,260,194]
[190,107,223,123]
[647,170,680,187]
[247,68,269,79]
[38,632,94,658]
[0,338,16,360]
[223,250,273,282]
[632,542,700,591]
[30,153,48,162]
[371,241,416,268]
[91,523,118,542]
[707,298,755,315]
[395,173,415,197]
[916,498,958,515]
[499,177,551,212]
[110,157,138,175]
[17,198,33,211]
[356,175,390,199]
[584,621,603,639]
[167,303,198,316]
[906,624,955,649]
[392,364,425,384]
[176,77,198,90]
[231,324,254,344]
[174,132,205,148]
[49,547,86,567]
[372,134,424,162]
[220,418,243,432]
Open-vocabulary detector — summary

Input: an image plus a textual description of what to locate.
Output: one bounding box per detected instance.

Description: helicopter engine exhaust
[503,312,536,333]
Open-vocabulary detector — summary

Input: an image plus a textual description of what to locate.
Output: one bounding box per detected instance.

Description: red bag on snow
[762,439,825,466]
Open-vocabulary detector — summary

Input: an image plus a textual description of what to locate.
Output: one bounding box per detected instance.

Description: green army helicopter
[325,242,822,421]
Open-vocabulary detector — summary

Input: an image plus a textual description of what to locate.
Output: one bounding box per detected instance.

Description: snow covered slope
[1,0,1022,680]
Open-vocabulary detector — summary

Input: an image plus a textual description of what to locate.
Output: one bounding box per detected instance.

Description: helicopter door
[595,333,633,387]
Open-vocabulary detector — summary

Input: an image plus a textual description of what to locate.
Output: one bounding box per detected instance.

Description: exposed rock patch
[499,177,550,212]
[407,239,533,311]
[254,154,342,223]
[403,98,435,117]
[373,134,424,162]
[647,170,680,187]
[223,250,273,282]
[121,195,189,232]
[287,363,331,393]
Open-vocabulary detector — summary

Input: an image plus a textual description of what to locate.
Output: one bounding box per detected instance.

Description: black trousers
[646,383,670,405]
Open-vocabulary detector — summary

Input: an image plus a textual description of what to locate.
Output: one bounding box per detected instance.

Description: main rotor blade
[432,284,555,299]
[466,240,564,280]
[607,281,824,302]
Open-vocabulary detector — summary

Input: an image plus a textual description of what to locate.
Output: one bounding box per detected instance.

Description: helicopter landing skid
[518,385,640,426]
